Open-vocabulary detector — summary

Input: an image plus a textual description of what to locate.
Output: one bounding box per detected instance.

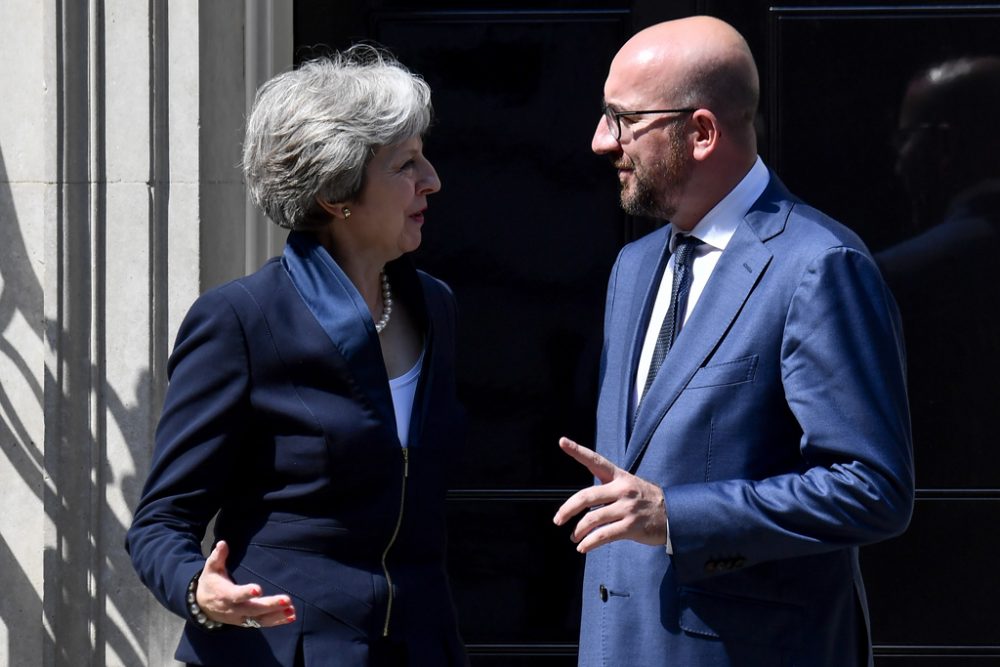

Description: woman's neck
[312,226,392,320]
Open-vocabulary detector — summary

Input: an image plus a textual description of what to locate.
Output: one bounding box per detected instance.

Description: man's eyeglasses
[603,105,698,141]
[891,122,951,153]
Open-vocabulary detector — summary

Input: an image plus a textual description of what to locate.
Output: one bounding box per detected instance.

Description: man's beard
[617,130,692,220]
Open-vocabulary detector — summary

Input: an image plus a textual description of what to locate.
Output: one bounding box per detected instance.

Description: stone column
[0,0,50,664]
[245,0,294,272]
[0,1,289,665]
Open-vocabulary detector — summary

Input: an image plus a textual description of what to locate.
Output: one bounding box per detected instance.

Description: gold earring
[342,207,351,219]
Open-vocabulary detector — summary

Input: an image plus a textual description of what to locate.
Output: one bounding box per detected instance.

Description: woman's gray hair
[243,45,433,229]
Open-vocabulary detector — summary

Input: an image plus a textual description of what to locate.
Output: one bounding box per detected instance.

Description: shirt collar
[670,156,770,252]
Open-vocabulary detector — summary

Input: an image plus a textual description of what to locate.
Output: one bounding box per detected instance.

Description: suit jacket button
[599,584,609,602]
[704,562,717,573]
[734,558,746,568]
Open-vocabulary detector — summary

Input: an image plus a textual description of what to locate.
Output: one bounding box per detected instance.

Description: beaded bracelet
[187,573,223,630]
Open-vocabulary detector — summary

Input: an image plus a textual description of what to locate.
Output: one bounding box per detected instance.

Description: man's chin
[619,199,647,218]
[618,186,644,214]
[618,178,640,200]
[618,191,637,214]
[620,194,669,219]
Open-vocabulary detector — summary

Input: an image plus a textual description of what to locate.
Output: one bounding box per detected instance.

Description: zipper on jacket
[381,447,409,637]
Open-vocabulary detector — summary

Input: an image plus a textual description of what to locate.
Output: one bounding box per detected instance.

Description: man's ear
[317,198,352,221]
[690,109,720,162]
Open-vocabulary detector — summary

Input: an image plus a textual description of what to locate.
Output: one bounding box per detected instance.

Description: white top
[389,349,424,448]
[634,156,770,405]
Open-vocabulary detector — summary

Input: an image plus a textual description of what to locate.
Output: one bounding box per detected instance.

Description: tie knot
[673,234,702,264]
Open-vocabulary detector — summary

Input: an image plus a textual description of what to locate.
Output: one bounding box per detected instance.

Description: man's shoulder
[752,181,871,259]
[781,200,870,255]
[746,171,870,256]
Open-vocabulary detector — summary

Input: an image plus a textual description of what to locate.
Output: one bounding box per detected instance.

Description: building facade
[2,1,998,665]
[0,2,289,665]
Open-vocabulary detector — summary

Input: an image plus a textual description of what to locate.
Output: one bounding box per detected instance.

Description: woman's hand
[196,541,297,628]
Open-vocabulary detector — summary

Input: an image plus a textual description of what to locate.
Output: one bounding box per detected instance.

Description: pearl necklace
[374,271,393,334]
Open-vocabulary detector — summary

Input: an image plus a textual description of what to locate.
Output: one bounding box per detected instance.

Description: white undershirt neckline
[389,348,424,448]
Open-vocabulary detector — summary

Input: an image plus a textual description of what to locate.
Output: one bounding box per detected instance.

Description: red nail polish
[279,598,289,607]
[284,607,294,616]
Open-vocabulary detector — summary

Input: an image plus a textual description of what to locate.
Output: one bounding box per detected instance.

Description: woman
[126,46,468,666]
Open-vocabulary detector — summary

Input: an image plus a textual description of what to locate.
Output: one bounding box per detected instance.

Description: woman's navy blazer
[126,238,468,666]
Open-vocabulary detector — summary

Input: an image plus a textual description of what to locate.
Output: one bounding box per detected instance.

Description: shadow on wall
[0,146,151,665]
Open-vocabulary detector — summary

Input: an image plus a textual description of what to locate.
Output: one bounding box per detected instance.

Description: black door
[752,4,1000,666]
[295,2,1000,663]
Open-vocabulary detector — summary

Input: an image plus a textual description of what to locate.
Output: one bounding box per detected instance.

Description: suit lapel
[623,189,789,472]
[614,230,673,465]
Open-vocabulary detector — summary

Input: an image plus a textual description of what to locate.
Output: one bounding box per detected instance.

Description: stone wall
[0,2,289,665]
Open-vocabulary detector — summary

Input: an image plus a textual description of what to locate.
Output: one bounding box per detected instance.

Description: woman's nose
[419,159,442,195]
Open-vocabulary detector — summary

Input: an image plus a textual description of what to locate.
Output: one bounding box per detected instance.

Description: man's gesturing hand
[552,437,667,553]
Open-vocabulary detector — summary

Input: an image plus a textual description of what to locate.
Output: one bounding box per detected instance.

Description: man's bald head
[902,56,1000,155]
[906,57,1000,118]
[896,55,1000,228]
[611,16,760,145]
[594,16,762,227]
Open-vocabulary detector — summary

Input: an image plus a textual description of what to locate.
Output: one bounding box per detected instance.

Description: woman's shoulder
[178,258,289,334]
[195,257,287,305]
[415,269,454,299]
[412,269,458,334]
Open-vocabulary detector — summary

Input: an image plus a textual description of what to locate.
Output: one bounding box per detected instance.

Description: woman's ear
[317,198,352,221]
[690,109,720,162]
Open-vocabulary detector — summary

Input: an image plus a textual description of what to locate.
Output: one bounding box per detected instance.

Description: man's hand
[552,437,667,553]
[196,540,297,628]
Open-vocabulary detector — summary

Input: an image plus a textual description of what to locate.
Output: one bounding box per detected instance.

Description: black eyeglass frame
[603,105,698,140]
[891,121,952,153]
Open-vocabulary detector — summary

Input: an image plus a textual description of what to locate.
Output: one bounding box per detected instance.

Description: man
[889,56,1000,239]
[878,56,1000,486]
[553,16,914,666]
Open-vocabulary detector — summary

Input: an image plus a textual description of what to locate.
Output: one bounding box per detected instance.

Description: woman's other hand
[196,540,297,628]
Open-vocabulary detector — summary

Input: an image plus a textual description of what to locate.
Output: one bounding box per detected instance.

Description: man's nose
[592,116,620,155]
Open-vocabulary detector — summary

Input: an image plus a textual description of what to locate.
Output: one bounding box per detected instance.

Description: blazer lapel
[282,232,397,435]
[623,217,776,473]
[396,266,434,449]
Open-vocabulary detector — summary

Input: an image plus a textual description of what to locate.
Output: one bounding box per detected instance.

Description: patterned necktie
[640,234,703,399]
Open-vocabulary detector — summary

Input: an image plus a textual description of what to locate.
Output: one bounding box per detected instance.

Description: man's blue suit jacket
[579,175,914,666]
[126,243,468,666]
